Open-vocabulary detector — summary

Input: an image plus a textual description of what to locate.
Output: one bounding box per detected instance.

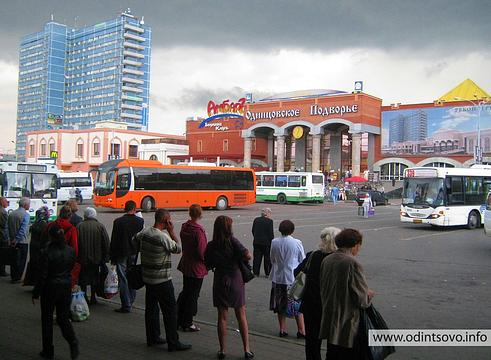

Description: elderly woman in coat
[319,228,374,360]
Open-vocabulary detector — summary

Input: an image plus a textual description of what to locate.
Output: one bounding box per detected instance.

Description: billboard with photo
[381,104,491,156]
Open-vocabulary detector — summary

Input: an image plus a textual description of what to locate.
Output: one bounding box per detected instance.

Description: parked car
[484,192,491,236]
[355,190,389,206]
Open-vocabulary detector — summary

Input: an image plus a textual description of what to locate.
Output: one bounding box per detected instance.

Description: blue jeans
[116,256,136,310]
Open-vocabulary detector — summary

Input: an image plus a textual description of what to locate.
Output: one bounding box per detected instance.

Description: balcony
[123,68,144,76]
[123,33,145,42]
[122,85,143,93]
[122,103,142,111]
[122,94,143,102]
[123,50,145,59]
[121,112,141,120]
[123,59,143,67]
[123,41,144,51]
[124,23,145,33]
[122,76,144,85]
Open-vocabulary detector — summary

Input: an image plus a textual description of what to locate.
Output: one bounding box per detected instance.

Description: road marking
[401,229,466,241]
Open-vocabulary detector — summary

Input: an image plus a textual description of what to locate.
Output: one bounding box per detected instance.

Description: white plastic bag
[104,264,119,299]
[70,287,90,322]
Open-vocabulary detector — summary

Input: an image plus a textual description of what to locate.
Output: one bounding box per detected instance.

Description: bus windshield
[402,178,445,208]
[95,170,116,196]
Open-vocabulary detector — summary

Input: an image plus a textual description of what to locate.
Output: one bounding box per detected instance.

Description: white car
[484,192,491,236]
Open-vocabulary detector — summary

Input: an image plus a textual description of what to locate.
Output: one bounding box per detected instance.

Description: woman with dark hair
[269,220,306,339]
[24,206,50,286]
[294,227,341,360]
[32,225,79,359]
[204,215,254,359]
[177,204,208,331]
[319,228,374,360]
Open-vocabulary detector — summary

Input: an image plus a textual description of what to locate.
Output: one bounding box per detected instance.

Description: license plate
[413,219,422,223]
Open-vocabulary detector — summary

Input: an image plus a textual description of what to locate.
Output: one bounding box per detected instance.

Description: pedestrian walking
[0,197,10,277]
[134,208,191,351]
[47,205,80,288]
[204,215,254,359]
[177,204,208,332]
[32,224,79,360]
[109,201,144,313]
[24,206,50,286]
[294,227,340,360]
[319,228,374,360]
[251,208,274,277]
[77,207,110,305]
[269,220,306,339]
[331,185,340,205]
[8,197,31,283]
[65,200,82,228]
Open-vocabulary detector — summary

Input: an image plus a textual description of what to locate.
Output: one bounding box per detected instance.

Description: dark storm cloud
[152,86,273,112]
[1,0,490,62]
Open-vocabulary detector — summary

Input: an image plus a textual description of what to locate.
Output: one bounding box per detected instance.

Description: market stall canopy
[345,176,367,183]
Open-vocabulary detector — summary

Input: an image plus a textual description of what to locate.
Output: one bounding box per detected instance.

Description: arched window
[92,138,101,157]
[423,162,455,168]
[39,139,47,157]
[380,162,408,181]
[149,154,158,160]
[28,140,35,157]
[48,138,56,154]
[128,139,139,158]
[76,138,84,158]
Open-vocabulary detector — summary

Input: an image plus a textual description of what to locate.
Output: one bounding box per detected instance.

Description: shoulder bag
[232,238,254,283]
[127,235,144,290]
[288,252,314,301]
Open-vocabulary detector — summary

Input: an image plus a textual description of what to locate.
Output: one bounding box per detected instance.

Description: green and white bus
[0,162,58,221]
[255,171,325,204]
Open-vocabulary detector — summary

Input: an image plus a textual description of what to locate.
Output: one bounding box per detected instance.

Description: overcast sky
[1,0,490,152]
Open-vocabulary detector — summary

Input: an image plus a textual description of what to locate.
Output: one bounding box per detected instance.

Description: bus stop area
[0,278,306,360]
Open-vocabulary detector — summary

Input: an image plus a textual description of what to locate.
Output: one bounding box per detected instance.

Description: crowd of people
[1,197,375,360]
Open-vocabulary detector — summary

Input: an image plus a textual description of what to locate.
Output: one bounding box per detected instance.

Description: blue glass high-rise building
[16,10,151,159]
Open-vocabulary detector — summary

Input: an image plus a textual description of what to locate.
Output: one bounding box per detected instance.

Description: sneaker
[245,351,255,359]
[182,324,200,332]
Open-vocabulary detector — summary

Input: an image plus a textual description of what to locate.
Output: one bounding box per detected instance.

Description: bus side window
[302,176,306,187]
[275,175,287,187]
[256,175,262,187]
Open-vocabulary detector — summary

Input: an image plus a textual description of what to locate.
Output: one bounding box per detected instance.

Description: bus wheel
[467,211,480,229]
[216,196,228,211]
[141,197,154,212]
[277,193,287,205]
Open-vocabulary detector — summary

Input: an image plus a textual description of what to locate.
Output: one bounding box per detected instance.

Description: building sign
[245,109,300,121]
[204,122,229,131]
[310,104,358,117]
[47,113,63,125]
[381,105,491,156]
[50,150,58,159]
[199,98,246,128]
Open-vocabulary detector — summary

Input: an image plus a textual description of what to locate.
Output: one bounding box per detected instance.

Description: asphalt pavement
[1,200,491,359]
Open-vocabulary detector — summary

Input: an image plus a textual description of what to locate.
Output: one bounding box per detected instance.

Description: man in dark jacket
[110,201,144,313]
[252,208,274,276]
[77,207,110,305]
[0,197,9,276]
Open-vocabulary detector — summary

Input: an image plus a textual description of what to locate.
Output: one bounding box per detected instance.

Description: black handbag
[95,262,109,298]
[127,263,144,290]
[0,246,19,266]
[238,259,255,283]
[357,304,396,360]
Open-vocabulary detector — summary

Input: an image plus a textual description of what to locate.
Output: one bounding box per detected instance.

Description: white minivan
[484,192,491,236]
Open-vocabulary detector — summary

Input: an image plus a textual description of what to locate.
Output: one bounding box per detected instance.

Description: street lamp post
[454,96,491,164]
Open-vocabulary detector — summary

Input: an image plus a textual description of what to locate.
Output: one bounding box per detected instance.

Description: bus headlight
[400,211,408,217]
[430,213,441,219]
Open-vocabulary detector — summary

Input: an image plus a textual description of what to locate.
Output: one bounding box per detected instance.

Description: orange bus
[93,159,256,211]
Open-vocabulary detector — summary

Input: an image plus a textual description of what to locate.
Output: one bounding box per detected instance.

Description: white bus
[400,166,491,229]
[255,171,325,204]
[58,172,93,203]
[0,162,58,221]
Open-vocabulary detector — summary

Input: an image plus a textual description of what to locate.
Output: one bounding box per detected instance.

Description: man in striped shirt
[135,208,191,352]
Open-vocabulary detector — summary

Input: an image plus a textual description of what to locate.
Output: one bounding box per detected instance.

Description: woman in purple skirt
[205,215,254,359]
